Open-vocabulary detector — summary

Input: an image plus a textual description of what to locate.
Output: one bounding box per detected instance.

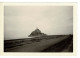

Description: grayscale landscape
[4,6,73,52]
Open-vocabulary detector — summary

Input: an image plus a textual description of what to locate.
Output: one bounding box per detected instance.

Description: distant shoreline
[4,34,73,40]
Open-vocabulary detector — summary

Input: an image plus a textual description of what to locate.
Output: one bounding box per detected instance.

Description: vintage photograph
[4,5,73,52]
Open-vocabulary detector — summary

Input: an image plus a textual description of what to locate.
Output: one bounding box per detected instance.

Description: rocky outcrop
[28,28,47,37]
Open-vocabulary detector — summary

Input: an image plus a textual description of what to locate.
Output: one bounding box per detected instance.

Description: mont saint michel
[4,5,73,52]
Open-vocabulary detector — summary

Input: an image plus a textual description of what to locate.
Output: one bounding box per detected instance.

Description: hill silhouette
[28,28,47,37]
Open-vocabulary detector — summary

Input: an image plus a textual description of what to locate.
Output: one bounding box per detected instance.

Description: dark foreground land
[4,35,73,52]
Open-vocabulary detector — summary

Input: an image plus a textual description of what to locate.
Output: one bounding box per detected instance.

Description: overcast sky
[4,6,73,40]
